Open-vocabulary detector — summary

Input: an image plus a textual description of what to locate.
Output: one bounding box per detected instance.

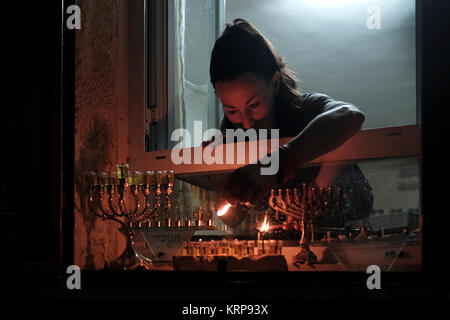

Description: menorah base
[293,244,318,267]
[104,238,153,271]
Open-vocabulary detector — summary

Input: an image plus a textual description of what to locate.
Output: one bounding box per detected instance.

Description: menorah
[84,164,218,270]
[268,183,343,266]
[84,165,176,269]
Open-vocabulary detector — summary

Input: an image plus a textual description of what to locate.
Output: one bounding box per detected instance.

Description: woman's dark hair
[210,19,302,119]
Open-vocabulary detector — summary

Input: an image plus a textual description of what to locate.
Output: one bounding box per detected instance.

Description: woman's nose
[241,110,254,129]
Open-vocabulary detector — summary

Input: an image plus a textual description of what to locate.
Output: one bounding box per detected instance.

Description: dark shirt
[275,92,350,138]
[221,92,374,226]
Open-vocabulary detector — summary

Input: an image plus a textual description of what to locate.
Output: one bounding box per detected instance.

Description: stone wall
[74,0,128,269]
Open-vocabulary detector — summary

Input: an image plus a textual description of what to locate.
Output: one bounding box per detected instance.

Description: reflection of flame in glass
[260,215,269,232]
[217,202,232,216]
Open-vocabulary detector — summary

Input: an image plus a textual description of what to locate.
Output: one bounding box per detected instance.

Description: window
[172,0,224,148]
[130,0,418,156]
[140,0,225,153]
[128,0,421,181]
[126,0,422,272]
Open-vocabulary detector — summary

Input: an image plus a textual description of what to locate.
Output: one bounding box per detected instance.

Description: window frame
[66,0,450,295]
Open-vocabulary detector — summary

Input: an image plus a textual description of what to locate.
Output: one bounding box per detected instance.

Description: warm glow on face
[217,202,232,217]
[215,72,277,130]
[260,215,270,232]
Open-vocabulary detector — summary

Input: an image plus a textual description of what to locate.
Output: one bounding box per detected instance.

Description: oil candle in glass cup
[167,170,175,186]
[227,240,234,256]
[195,240,201,256]
[233,239,242,257]
[108,170,118,186]
[207,240,214,256]
[128,171,136,185]
[145,170,156,185]
[257,240,264,255]
[241,240,248,257]
[161,170,169,185]
[98,172,109,186]
[182,242,188,256]
[212,240,219,255]
[187,242,194,256]
[155,171,163,185]
[192,242,200,257]
[269,240,277,254]
[84,171,98,186]
[217,240,224,255]
[219,239,228,255]
[247,240,255,256]
[129,171,144,186]
[137,171,145,185]
[200,240,207,256]
[277,240,283,255]
[116,164,129,180]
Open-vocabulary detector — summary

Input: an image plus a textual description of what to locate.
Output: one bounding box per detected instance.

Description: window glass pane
[172,0,222,148]
[226,0,416,129]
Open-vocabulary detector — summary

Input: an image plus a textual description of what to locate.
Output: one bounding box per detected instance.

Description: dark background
[0,0,449,305]
[1,1,74,275]
[2,2,59,266]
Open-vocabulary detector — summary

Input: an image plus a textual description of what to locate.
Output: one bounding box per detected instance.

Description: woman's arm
[221,104,365,205]
[281,105,365,181]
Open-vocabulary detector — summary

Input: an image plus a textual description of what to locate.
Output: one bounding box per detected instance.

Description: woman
[209,19,373,226]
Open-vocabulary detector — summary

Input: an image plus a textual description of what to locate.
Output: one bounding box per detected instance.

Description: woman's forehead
[215,73,266,103]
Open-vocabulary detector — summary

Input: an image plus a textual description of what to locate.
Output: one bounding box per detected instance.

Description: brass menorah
[84,164,177,269]
[268,183,343,266]
[84,164,218,269]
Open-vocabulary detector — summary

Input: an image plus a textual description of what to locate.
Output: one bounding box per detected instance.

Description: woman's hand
[221,144,300,205]
[222,162,280,206]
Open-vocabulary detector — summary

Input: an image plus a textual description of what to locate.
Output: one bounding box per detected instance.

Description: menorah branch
[267,183,343,266]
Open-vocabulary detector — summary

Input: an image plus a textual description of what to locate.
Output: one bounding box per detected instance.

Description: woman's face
[215,72,280,130]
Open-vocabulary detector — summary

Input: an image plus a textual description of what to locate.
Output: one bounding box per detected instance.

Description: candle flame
[260,215,270,232]
[217,202,232,216]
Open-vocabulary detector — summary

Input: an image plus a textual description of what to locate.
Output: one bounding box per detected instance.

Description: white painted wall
[226,0,416,129]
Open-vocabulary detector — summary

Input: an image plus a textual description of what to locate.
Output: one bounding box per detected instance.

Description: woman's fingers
[220,188,238,206]
[239,181,261,204]
[223,169,254,203]
[223,162,279,204]
[249,186,270,204]
[225,178,253,203]
[227,174,267,204]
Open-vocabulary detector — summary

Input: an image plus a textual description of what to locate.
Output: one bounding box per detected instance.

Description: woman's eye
[227,110,238,115]
[248,102,260,108]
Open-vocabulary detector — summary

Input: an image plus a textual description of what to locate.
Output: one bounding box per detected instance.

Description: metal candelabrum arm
[88,185,126,228]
